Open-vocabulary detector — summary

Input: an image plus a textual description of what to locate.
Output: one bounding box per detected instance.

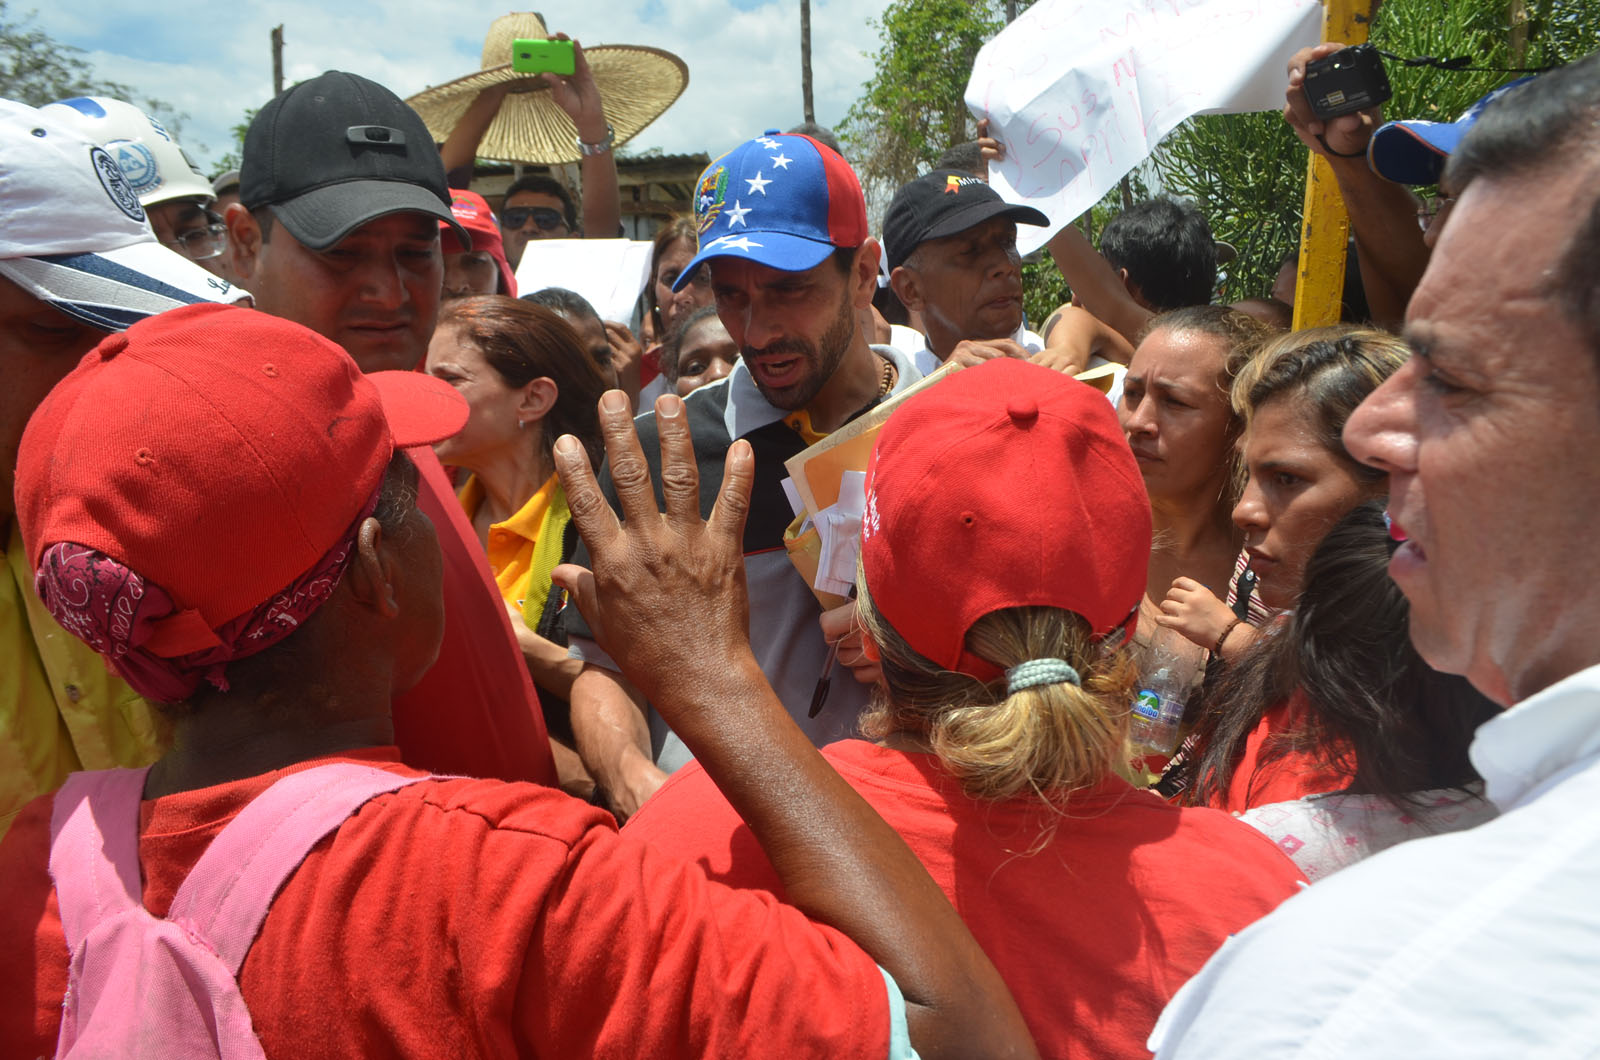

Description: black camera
[1303,44,1392,121]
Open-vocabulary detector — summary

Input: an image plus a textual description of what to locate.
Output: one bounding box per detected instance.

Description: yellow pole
[1292,0,1376,330]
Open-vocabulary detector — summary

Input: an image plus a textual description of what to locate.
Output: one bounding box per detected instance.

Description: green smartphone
[512,39,575,76]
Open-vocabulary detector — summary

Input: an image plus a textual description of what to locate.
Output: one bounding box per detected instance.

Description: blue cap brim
[672,229,837,292]
[1369,120,1463,186]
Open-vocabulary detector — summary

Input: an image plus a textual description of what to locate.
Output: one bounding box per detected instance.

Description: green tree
[1155,0,1600,300]
[842,0,1598,319]
[0,1,186,134]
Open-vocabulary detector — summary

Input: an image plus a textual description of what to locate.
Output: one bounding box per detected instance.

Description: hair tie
[1004,658,1082,695]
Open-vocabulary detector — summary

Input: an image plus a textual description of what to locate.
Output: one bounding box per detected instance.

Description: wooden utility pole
[271,26,285,96]
[800,0,814,123]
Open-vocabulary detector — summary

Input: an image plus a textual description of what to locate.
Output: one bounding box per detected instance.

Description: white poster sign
[966,0,1323,255]
[513,238,654,325]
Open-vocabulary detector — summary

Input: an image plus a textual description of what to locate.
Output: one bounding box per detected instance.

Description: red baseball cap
[861,359,1151,680]
[445,189,517,297]
[16,302,467,641]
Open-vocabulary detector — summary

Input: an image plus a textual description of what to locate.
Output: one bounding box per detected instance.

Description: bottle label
[1133,689,1162,721]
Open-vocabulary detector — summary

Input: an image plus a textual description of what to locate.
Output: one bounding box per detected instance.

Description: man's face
[148,198,234,283]
[895,216,1023,354]
[500,191,570,269]
[234,211,442,374]
[0,276,103,521]
[710,251,859,412]
[442,249,499,300]
[1343,164,1600,705]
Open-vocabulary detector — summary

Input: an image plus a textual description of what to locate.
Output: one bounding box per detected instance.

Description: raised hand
[551,391,755,711]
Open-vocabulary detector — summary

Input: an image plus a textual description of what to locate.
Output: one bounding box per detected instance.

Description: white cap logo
[89,146,145,222]
[109,140,160,196]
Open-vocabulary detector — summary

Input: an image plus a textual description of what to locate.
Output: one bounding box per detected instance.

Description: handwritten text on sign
[966,0,1321,256]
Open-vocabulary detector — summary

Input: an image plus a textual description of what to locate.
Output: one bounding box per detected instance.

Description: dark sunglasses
[502,206,567,232]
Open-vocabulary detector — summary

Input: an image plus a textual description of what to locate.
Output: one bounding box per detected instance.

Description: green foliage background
[841,0,1599,324]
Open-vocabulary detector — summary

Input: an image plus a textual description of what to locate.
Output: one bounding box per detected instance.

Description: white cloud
[32,0,895,173]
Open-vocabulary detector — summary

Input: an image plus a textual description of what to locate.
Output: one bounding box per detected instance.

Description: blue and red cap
[672,130,867,290]
[1368,76,1535,186]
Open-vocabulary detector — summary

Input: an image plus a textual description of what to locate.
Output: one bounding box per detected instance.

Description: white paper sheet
[813,470,868,598]
[965,0,1323,255]
[512,238,654,324]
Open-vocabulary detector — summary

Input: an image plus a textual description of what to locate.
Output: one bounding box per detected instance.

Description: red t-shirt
[625,740,1306,1060]
[1214,691,1356,812]
[396,447,554,786]
[0,748,889,1058]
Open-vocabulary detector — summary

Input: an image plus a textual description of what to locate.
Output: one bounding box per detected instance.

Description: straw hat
[406,13,688,165]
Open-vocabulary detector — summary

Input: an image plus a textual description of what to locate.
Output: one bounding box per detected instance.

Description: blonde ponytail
[856,586,1138,805]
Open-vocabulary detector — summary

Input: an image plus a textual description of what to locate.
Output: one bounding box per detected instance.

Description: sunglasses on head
[502,206,568,232]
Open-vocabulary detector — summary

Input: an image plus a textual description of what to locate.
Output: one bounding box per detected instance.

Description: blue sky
[33,0,897,174]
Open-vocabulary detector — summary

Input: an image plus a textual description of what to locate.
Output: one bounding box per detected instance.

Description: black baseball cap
[240,71,467,251]
[883,169,1049,272]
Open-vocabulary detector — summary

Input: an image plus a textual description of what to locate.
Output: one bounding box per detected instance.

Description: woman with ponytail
[625,359,1305,1060]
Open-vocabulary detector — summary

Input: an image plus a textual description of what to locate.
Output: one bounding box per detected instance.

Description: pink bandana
[35,490,380,703]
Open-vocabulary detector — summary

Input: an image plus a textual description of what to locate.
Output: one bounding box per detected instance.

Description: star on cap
[725,200,752,228]
[769,152,792,169]
[745,171,771,196]
[757,137,783,150]
[708,235,763,253]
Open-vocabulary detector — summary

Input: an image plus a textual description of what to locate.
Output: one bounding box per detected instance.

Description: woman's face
[1232,391,1381,610]
[674,317,738,396]
[424,324,524,471]
[654,237,713,336]
[1119,327,1236,503]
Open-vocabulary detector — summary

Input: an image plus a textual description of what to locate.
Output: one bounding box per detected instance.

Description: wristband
[577,123,615,157]
[1315,132,1367,159]
[1211,617,1243,658]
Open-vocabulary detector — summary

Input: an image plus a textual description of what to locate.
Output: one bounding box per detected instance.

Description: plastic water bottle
[1130,627,1199,755]
[1130,666,1188,755]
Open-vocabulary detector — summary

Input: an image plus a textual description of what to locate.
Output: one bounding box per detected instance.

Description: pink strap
[165,763,428,974]
[50,768,154,956]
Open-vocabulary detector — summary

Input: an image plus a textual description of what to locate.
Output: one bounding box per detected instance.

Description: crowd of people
[2,16,1599,1059]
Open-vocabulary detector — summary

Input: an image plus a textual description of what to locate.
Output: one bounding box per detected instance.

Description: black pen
[808,636,842,718]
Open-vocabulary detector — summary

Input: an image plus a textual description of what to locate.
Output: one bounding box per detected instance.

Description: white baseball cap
[0,99,243,332]
[39,96,216,208]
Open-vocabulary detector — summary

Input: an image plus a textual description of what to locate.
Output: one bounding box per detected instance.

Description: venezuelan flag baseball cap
[673,130,868,289]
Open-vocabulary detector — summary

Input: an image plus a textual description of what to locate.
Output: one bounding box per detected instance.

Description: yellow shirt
[458,473,560,611]
[1,520,169,838]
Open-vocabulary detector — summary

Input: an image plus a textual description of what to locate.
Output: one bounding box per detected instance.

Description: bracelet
[1211,617,1243,658]
[577,123,615,157]
[1315,132,1367,159]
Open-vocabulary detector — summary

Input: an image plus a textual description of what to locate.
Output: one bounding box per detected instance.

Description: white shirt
[1149,661,1600,1057]
[894,324,1126,407]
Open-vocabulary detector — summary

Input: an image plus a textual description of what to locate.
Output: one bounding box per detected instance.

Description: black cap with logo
[883,168,1049,272]
[240,71,468,251]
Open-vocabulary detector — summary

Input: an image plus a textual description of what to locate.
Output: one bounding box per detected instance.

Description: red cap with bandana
[15,302,467,701]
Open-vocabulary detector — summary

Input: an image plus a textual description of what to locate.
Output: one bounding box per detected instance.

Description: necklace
[878,355,896,396]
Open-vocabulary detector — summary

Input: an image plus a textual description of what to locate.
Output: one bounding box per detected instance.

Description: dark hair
[661,305,724,386]
[1446,53,1600,354]
[504,175,577,231]
[522,286,602,329]
[649,216,700,336]
[1184,501,1499,808]
[1100,197,1217,310]
[788,121,843,156]
[1140,304,1276,389]
[935,141,985,177]
[436,296,607,469]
